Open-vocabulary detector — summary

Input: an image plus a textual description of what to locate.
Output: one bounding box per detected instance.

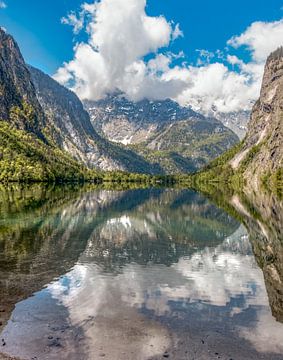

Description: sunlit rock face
[85,94,201,145]
[0,28,45,137]
[230,47,283,189]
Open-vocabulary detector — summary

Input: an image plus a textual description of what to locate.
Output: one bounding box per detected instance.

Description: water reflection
[0,186,282,359]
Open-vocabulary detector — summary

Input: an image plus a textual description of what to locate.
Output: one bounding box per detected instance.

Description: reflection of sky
[45,224,283,355]
[2,210,283,360]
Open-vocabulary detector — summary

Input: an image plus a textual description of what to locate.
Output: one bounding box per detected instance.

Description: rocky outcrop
[230,47,283,190]
[0,28,45,138]
[0,29,91,181]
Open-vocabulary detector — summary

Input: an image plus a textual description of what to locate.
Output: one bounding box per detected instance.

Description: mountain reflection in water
[0,185,282,360]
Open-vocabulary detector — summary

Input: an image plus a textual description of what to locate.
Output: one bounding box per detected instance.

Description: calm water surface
[0,186,282,360]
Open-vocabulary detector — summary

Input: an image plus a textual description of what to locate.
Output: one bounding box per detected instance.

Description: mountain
[0,28,241,179]
[85,94,203,144]
[0,29,45,139]
[29,66,155,174]
[229,47,283,191]
[208,108,249,140]
[85,94,239,173]
[177,99,250,140]
[0,28,90,182]
[0,28,156,178]
[196,47,283,194]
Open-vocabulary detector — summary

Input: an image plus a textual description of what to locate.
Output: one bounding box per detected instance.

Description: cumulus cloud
[55,0,283,113]
[172,19,283,112]
[167,63,260,113]
[228,19,283,62]
[61,12,84,34]
[55,0,184,101]
[0,1,7,9]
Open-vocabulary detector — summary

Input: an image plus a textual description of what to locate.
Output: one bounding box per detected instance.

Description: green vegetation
[173,138,282,198]
[0,121,90,182]
[10,101,37,128]
[1,102,281,199]
[262,168,283,199]
[1,119,281,200]
[130,122,239,174]
[0,121,177,185]
[172,141,244,188]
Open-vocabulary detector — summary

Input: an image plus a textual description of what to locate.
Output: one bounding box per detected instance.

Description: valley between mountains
[0,27,282,194]
[0,27,240,180]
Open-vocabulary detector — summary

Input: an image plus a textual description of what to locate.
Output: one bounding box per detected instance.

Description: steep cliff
[196,48,283,193]
[0,28,45,138]
[0,28,92,181]
[230,47,283,190]
[29,66,155,173]
[0,29,156,177]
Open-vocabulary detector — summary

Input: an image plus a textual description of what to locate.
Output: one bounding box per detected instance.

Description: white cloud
[55,1,283,113]
[228,19,283,62]
[47,225,283,356]
[174,19,283,112]
[61,12,84,34]
[55,0,185,101]
[196,49,215,66]
[0,1,7,9]
[172,23,183,41]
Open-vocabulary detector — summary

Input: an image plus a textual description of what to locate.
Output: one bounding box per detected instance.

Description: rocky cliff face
[0,28,91,181]
[29,66,155,173]
[85,94,239,173]
[209,109,249,140]
[85,94,202,144]
[0,28,156,174]
[230,47,283,190]
[0,28,45,138]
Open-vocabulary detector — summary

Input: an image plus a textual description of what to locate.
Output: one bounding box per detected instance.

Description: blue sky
[0,0,282,75]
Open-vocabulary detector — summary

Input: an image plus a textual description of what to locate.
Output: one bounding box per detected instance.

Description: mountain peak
[267,46,283,64]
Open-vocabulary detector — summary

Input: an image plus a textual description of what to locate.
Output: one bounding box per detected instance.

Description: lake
[0,185,282,360]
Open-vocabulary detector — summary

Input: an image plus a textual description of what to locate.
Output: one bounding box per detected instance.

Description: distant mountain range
[0,28,240,179]
[85,95,238,173]
[29,66,156,174]
[207,108,249,140]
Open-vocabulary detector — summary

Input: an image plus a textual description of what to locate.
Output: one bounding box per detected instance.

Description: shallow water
[0,186,282,359]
